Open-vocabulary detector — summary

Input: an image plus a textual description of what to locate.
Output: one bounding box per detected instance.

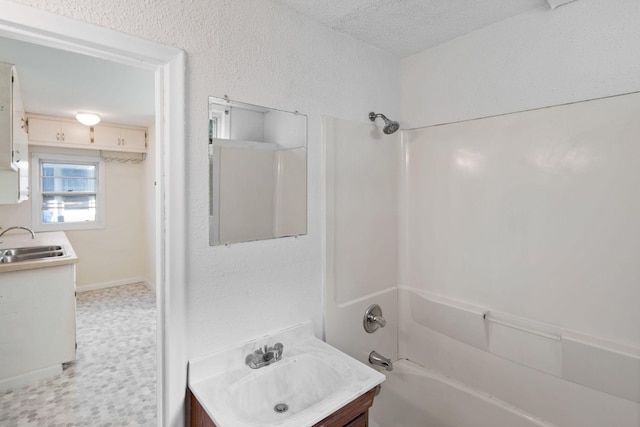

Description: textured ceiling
[0,36,154,127]
[0,0,553,125]
[275,0,549,57]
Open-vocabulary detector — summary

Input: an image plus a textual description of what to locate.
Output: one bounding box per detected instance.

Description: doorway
[0,2,186,425]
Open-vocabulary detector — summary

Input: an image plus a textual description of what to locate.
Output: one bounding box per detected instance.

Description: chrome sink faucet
[0,226,36,244]
[246,343,284,369]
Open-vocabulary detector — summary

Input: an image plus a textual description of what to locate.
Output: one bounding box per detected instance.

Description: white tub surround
[371,360,556,427]
[399,287,640,405]
[399,90,640,426]
[188,322,384,427]
[323,116,400,367]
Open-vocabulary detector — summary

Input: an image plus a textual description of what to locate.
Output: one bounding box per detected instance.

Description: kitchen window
[31,153,105,231]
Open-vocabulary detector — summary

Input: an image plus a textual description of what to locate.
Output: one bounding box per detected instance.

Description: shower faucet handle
[364,304,386,333]
[370,313,386,328]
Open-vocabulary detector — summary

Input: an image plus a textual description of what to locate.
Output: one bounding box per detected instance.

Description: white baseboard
[0,365,62,393]
[76,277,154,293]
[142,278,156,294]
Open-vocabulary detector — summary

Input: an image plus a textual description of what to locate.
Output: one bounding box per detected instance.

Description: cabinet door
[344,413,367,427]
[28,117,62,143]
[12,123,27,164]
[0,63,13,168]
[13,119,28,203]
[0,264,76,380]
[120,127,146,151]
[12,112,28,166]
[60,121,91,145]
[93,125,121,148]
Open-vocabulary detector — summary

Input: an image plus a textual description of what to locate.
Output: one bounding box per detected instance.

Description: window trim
[31,152,106,231]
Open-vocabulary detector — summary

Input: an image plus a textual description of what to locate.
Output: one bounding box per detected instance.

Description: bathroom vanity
[188,322,384,427]
[0,231,78,391]
[190,386,377,427]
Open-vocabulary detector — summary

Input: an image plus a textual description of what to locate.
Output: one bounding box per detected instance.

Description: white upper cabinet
[0,62,28,204]
[27,116,91,146]
[93,124,146,152]
[27,114,147,153]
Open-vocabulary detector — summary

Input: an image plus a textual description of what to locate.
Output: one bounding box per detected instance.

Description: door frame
[0,2,187,425]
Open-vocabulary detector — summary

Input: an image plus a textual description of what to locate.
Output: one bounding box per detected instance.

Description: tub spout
[369,351,393,371]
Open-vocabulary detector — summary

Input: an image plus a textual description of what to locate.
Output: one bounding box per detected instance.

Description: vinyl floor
[0,283,156,426]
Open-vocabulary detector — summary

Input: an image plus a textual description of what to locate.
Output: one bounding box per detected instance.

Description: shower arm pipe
[368,111,400,134]
[483,312,562,342]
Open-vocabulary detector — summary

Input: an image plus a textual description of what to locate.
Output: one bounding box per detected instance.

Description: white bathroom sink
[224,352,352,424]
[188,322,384,427]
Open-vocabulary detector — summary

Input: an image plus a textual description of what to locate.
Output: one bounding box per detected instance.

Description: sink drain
[274,403,288,413]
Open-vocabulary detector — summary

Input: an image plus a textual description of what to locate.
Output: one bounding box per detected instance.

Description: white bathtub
[369,360,556,427]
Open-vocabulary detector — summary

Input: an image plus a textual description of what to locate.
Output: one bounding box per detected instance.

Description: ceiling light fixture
[75,112,101,126]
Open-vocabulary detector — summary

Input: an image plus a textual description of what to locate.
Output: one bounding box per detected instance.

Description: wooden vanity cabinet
[190,387,377,427]
[312,388,376,427]
[344,414,366,427]
[190,393,216,427]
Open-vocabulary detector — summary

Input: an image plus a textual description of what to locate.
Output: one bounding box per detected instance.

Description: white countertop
[0,231,78,273]
[188,322,385,427]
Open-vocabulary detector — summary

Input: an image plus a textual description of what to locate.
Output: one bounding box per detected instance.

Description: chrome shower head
[369,112,400,134]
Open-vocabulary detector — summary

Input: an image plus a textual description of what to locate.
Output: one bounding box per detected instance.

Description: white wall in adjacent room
[0,146,148,290]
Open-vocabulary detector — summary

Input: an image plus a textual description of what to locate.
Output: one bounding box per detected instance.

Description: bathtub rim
[371,359,558,427]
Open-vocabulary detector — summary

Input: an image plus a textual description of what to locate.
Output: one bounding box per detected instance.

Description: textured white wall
[5,2,400,425]
[402,0,640,128]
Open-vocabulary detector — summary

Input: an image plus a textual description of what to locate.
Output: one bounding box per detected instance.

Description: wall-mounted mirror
[209,96,307,245]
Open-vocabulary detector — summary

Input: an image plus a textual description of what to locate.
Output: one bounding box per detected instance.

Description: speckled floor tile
[0,283,156,426]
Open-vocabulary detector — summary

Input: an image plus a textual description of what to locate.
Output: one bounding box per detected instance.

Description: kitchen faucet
[0,226,36,243]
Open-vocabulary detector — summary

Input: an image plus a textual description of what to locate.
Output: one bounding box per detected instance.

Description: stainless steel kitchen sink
[0,245,66,264]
